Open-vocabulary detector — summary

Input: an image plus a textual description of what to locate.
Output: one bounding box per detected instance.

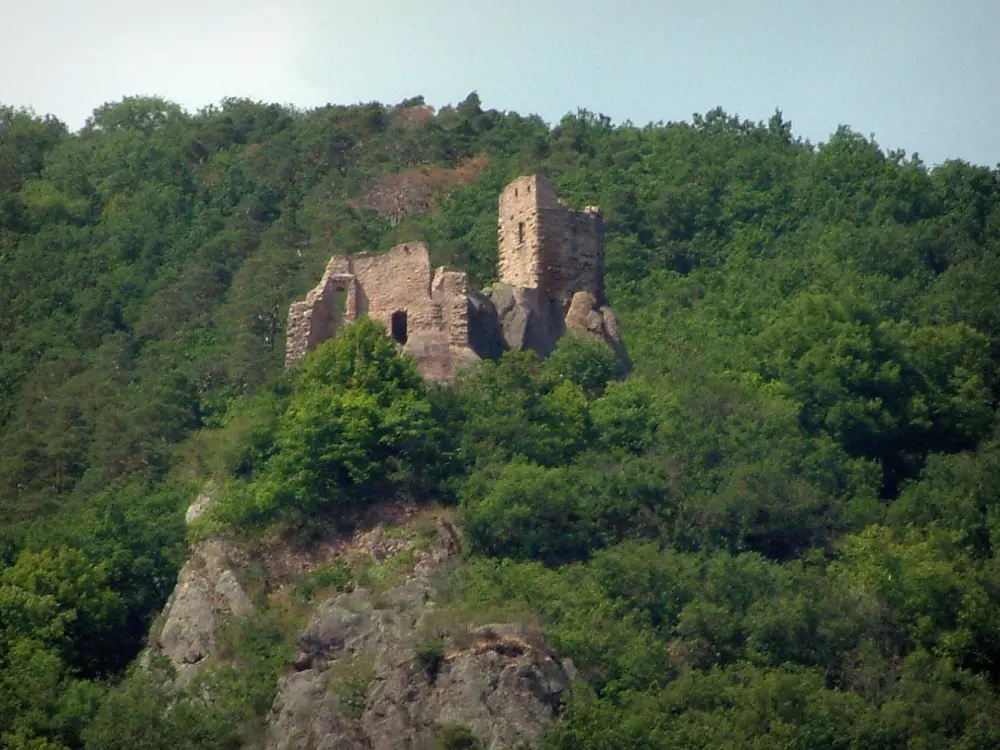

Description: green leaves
[0,548,125,747]
[206,319,441,531]
[86,97,185,135]
[296,316,425,398]
[0,548,125,677]
[460,462,587,563]
[0,106,67,193]
[756,292,995,493]
[832,525,996,667]
[541,333,621,398]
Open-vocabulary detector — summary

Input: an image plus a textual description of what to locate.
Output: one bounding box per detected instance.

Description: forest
[1,92,1000,749]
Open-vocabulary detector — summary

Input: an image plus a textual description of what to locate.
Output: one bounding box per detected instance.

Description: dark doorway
[391,310,408,344]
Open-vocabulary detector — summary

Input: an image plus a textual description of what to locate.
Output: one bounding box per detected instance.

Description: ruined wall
[497,175,604,304]
[284,262,358,367]
[346,243,436,335]
[432,268,471,348]
[565,206,604,300]
[284,243,477,380]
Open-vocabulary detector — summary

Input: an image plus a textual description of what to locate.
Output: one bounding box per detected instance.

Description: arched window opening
[391,310,408,344]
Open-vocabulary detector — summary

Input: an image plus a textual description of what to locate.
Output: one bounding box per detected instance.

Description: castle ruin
[498,175,604,303]
[285,175,624,381]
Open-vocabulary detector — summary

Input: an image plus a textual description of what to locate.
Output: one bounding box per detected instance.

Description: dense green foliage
[2,92,1000,748]
[201,317,442,532]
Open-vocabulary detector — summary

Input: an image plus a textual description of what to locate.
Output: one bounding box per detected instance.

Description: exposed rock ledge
[268,573,574,750]
[146,486,253,687]
[148,491,576,749]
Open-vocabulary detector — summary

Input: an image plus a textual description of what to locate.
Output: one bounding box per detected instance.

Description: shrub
[432,723,482,750]
[296,559,354,601]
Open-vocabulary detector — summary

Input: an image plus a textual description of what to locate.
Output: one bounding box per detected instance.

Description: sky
[1,0,997,167]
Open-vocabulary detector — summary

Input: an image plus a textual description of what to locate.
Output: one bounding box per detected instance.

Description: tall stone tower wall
[498,175,549,288]
[497,175,604,304]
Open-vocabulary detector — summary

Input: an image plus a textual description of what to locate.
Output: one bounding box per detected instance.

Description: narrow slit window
[518,222,525,244]
[390,310,408,344]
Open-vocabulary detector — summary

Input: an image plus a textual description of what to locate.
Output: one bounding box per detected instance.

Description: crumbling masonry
[285,175,624,381]
[497,174,604,302]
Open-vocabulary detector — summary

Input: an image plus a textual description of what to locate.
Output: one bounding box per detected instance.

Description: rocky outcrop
[362,623,573,750]
[149,537,252,687]
[266,522,575,750]
[269,617,572,750]
[565,290,628,362]
[148,496,575,749]
[145,487,252,687]
[466,289,508,362]
[485,283,625,360]
[485,283,563,358]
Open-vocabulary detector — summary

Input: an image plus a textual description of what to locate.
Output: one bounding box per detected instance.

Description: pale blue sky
[1,0,997,166]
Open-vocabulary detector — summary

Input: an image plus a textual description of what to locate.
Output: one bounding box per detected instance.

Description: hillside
[2,93,1000,749]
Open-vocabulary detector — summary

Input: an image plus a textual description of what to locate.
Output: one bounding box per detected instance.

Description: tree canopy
[1,93,1000,748]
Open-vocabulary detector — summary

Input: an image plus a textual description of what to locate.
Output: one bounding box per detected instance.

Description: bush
[541,333,621,398]
[415,634,445,679]
[296,559,354,601]
[327,657,375,720]
[432,723,482,750]
[206,319,443,532]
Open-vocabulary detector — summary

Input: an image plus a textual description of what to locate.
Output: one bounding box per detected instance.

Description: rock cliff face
[146,487,254,687]
[267,525,574,750]
[269,616,572,750]
[151,537,252,686]
[486,283,626,362]
[149,494,575,749]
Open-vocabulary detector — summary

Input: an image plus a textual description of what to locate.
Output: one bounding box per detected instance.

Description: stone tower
[497,174,604,304]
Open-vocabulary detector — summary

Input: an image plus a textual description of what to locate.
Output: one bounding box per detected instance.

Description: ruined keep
[498,174,604,303]
[285,175,624,381]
